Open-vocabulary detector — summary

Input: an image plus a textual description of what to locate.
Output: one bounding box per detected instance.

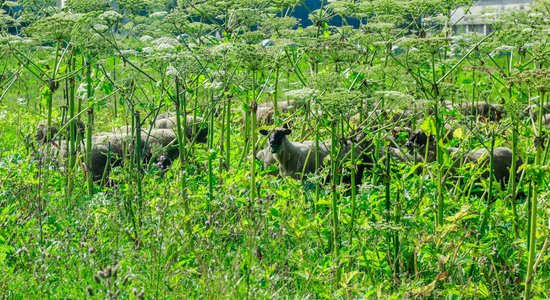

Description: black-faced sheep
[258,127,374,185]
[259,127,329,180]
[405,130,521,187]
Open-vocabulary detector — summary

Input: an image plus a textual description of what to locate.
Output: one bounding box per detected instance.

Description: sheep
[459,147,519,186]
[456,102,504,121]
[95,129,178,164]
[154,116,208,143]
[405,130,521,187]
[256,146,276,169]
[256,100,300,125]
[524,102,550,118]
[258,125,375,185]
[35,118,85,144]
[259,127,329,180]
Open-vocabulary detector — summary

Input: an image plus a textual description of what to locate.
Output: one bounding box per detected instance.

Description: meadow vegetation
[0,0,549,298]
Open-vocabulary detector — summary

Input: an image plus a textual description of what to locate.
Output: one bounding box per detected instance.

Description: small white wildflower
[150,11,168,18]
[165,65,179,77]
[99,11,122,23]
[122,22,134,31]
[93,24,108,32]
[155,43,175,52]
[211,43,233,55]
[204,80,223,90]
[17,98,27,105]
[77,82,88,99]
[153,37,178,47]
[490,45,515,57]
[142,47,155,54]
[211,70,227,78]
[139,35,153,43]
[285,88,317,100]
[0,110,6,119]
[120,49,138,56]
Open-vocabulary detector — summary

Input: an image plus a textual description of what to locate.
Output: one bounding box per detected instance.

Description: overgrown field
[0,0,549,298]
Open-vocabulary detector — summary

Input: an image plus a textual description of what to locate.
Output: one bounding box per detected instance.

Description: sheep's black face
[195,126,208,144]
[260,128,292,153]
[406,130,427,150]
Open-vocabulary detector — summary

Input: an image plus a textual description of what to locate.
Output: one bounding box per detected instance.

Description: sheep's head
[36,121,59,143]
[194,125,208,144]
[260,127,292,153]
[406,130,428,151]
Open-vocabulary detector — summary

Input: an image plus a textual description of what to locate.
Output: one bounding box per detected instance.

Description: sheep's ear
[259,129,269,136]
[283,129,292,135]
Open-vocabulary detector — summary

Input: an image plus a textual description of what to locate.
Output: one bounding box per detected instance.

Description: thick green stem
[134,111,143,226]
[175,78,190,234]
[85,59,94,196]
[86,109,93,196]
[330,121,340,282]
[348,140,356,246]
[67,51,77,198]
[524,92,545,299]
[509,88,520,239]
[225,96,231,170]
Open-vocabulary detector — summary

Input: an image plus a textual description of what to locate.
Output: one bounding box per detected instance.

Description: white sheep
[259,128,329,180]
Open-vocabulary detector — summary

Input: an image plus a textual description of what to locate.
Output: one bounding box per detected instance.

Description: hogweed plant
[0,0,549,298]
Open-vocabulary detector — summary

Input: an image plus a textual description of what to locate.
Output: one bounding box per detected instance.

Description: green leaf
[420,117,436,136]
[476,282,490,298]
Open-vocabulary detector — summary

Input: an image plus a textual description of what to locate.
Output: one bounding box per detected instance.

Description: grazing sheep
[349,125,423,176]
[524,102,550,118]
[459,147,520,186]
[35,118,85,144]
[154,116,208,143]
[456,102,504,121]
[337,137,375,185]
[259,127,329,180]
[256,100,299,125]
[405,130,521,187]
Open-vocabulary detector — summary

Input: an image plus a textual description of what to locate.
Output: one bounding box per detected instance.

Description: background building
[451,0,531,35]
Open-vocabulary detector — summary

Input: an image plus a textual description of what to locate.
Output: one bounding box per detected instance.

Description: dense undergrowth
[0,0,549,298]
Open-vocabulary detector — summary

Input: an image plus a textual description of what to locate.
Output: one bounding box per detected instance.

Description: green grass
[1,0,549,298]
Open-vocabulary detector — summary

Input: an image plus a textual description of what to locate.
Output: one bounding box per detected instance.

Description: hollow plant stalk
[134,111,143,226]
[67,52,77,198]
[86,108,93,196]
[330,120,340,282]
[524,92,545,299]
[85,58,94,196]
[225,95,231,170]
[174,78,190,234]
[348,139,356,246]
[207,93,215,208]
[479,133,496,236]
